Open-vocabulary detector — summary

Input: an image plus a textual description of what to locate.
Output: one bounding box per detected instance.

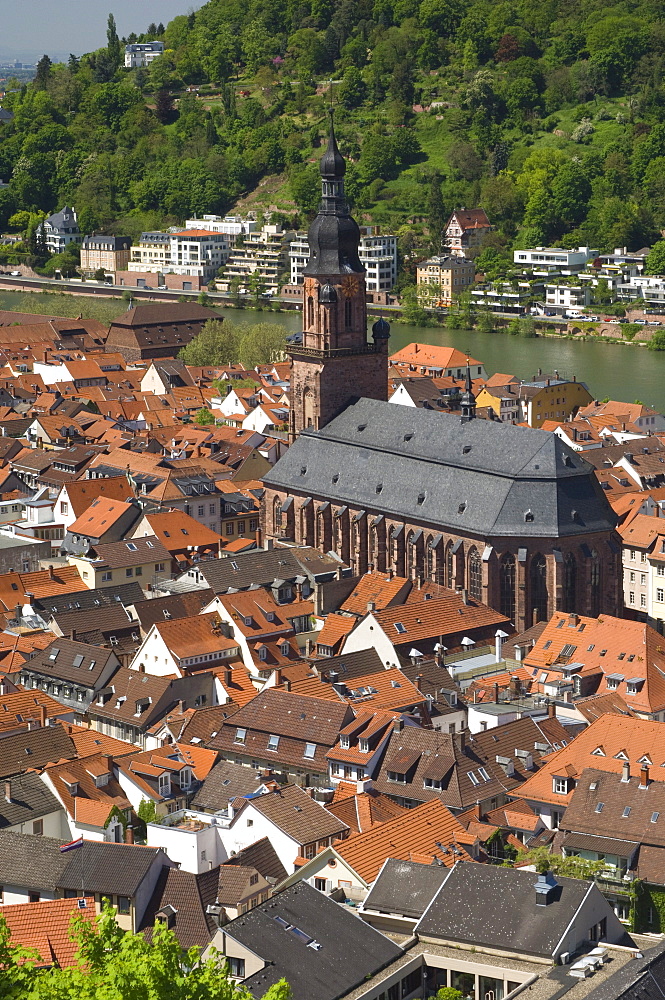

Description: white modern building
[290,227,397,291]
[184,215,258,239]
[128,229,229,282]
[124,42,164,68]
[544,283,590,309]
[513,246,596,274]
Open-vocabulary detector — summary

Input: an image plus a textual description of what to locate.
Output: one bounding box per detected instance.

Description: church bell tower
[289,112,390,442]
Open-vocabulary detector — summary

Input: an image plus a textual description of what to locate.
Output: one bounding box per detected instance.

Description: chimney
[461,589,469,605]
[392,718,404,732]
[493,682,499,704]
[388,567,394,580]
[356,778,373,794]
[367,601,376,612]
[69,629,76,641]
[622,761,631,783]
[38,705,46,727]
[495,629,508,663]
[568,613,579,627]
[4,780,12,804]
[471,801,481,821]
[223,667,231,687]
[640,765,650,789]
[535,870,558,906]
[548,703,555,719]
[125,824,134,845]
[273,668,282,688]
[48,565,54,580]
[509,674,521,696]
[415,673,422,691]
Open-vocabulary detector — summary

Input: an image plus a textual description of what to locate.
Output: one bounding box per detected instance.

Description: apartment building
[124,42,164,68]
[218,225,295,294]
[289,227,397,291]
[415,254,475,305]
[80,235,131,275]
[513,246,596,274]
[128,230,229,282]
[184,215,257,238]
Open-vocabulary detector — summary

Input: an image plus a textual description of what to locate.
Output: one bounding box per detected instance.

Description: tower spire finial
[460,354,476,423]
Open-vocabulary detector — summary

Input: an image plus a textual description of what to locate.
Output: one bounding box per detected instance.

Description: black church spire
[303,111,363,276]
[460,357,476,423]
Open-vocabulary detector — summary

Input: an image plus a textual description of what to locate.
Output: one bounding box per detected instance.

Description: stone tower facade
[289,114,390,443]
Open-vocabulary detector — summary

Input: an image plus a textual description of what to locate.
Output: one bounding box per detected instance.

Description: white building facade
[124,42,164,68]
[128,230,229,282]
[290,228,398,291]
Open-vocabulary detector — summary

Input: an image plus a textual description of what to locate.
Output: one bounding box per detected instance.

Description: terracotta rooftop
[335,797,476,881]
[1,897,96,967]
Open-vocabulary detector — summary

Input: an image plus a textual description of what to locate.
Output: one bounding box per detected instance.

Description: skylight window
[234,727,246,744]
[478,767,490,781]
[652,812,660,823]
[72,655,84,668]
[595,802,604,813]
[126,542,138,551]
[467,771,480,786]
[303,743,316,759]
[394,623,406,634]
[267,734,280,751]
[622,807,631,818]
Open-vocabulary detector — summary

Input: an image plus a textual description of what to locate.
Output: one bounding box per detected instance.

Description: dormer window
[267,734,280,751]
[553,777,568,794]
[234,727,246,744]
[358,739,369,753]
[387,770,406,784]
[259,646,267,661]
[180,767,192,789]
[158,773,171,796]
[340,735,350,749]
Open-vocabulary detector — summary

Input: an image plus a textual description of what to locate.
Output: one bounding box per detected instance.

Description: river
[1,288,663,411]
[221,307,665,413]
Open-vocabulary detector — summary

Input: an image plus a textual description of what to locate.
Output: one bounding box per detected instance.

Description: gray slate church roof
[264,398,617,539]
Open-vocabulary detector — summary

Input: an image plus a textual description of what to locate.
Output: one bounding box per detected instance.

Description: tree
[339,66,366,109]
[106,13,122,70]
[195,406,215,425]
[645,241,665,276]
[179,319,241,366]
[239,323,287,368]
[34,55,52,90]
[0,901,292,998]
[154,88,175,124]
[427,174,446,250]
[436,990,464,1000]
[518,848,606,878]
[137,798,158,825]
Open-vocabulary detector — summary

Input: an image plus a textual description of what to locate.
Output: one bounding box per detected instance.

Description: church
[261,118,621,631]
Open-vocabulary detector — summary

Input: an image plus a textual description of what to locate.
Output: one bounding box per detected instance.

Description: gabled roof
[362,857,450,919]
[335,798,475,881]
[133,509,222,552]
[224,881,401,1000]
[0,724,77,779]
[525,611,665,715]
[19,637,117,686]
[0,772,61,830]
[415,863,604,959]
[83,535,170,569]
[0,897,96,968]
[224,836,288,883]
[518,715,665,806]
[190,758,267,813]
[340,571,410,616]
[149,612,240,661]
[370,590,510,644]
[60,475,133,517]
[196,545,346,593]
[562,766,665,849]
[325,787,405,834]
[235,783,349,844]
[68,497,136,538]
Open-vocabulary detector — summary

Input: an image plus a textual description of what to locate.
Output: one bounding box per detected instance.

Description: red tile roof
[1,897,96,967]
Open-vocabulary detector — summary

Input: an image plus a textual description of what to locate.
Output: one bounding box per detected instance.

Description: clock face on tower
[341,275,359,298]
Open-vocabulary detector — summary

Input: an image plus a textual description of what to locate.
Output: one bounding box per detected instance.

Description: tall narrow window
[446,542,454,588]
[307,296,314,328]
[564,552,577,612]
[590,550,601,616]
[468,547,482,601]
[500,553,516,622]
[344,298,353,330]
[530,553,548,624]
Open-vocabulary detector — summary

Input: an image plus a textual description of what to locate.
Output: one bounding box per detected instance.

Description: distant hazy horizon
[0,1,204,63]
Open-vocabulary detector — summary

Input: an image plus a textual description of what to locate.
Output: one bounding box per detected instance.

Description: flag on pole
[60,836,83,853]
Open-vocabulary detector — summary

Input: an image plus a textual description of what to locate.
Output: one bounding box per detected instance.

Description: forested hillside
[1,0,665,270]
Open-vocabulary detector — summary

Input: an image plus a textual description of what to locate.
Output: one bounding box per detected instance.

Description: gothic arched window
[564,553,577,613]
[445,542,454,588]
[590,549,601,616]
[530,553,548,624]
[344,298,353,330]
[499,553,516,622]
[468,547,482,601]
[307,296,314,328]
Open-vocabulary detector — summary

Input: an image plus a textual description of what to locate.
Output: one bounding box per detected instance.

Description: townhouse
[68,536,171,590]
[11,639,121,719]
